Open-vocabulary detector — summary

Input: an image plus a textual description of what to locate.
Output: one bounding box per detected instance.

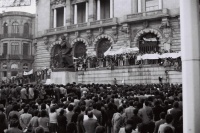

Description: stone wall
[78,65,182,85]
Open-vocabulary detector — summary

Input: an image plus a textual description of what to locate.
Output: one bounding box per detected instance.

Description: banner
[0,0,31,7]
[23,69,33,76]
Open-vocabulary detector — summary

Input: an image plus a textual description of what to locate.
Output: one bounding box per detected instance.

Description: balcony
[0,54,34,60]
[123,8,169,23]
[45,17,118,35]
[0,33,33,39]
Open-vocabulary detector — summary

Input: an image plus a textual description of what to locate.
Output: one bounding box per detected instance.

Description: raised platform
[51,70,77,85]
[78,65,182,85]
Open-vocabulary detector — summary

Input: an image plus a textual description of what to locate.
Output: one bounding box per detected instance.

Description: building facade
[0,12,35,81]
[34,0,181,84]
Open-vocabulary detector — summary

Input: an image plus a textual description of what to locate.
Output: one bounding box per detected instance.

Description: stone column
[142,0,146,12]
[138,0,142,13]
[110,0,113,18]
[88,0,97,22]
[66,0,72,25]
[85,2,88,22]
[180,0,200,133]
[97,0,100,20]
[74,4,78,24]
[53,9,57,28]
[63,7,66,26]
[158,0,163,9]
[132,0,138,13]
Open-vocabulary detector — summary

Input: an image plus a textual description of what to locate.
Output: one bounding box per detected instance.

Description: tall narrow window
[11,42,19,55]
[77,2,86,23]
[23,23,29,34]
[3,71,7,77]
[3,43,8,55]
[3,23,8,35]
[12,21,19,34]
[100,0,110,19]
[23,63,29,71]
[23,43,30,56]
[57,7,64,27]
[146,0,159,11]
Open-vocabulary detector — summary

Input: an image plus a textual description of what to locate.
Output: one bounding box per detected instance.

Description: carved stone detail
[99,27,104,35]
[75,31,79,38]
[160,17,170,29]
[112,26,118,43]
[143,21,149,29]
[86,30,93,46]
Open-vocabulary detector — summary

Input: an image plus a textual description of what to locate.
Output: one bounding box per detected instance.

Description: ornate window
[3,22,8,34]
[23,63,28,71]
[74,42,86,58]
[23,23,29,34]
[11,42,19,55]
[2,63,7,69]
[97,38,111,58]
[139,33,159,53]
[23,43,30,56]
[100,0,110,19]
[12,21,19,33]
[11,64,19,69]
[145,0,159,11]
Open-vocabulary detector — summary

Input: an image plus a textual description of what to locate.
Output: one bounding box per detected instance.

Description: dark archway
[97,38,112,58]
[74,42,86,58]
[138,33,159,53]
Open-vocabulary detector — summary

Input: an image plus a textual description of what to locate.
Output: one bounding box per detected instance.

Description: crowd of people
[0,83,182,133]
[75,51,181,71]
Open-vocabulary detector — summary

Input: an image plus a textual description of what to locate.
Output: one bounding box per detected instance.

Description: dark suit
[83,118,98,133]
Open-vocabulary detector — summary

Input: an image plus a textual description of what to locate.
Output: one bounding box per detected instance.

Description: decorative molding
[75,31,79,38]
[99,27,104,35]
[159,17,170,29]
[93,34,114,48]
[86,30,93,46]
[143,21,149,29]
[71,37,89,47]
[112,26,118,43]
[133,28,163,46]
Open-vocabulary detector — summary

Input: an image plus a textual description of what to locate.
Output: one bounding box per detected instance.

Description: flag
[23,69,33,76]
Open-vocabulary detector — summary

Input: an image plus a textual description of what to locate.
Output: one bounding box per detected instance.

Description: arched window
[23,63,28,71]
[97,39,111,58]
[139,33,159,53]
[23,23,29,34]
[12,21,19,33]
[74,42,86,58]
[2,63,7,69]
[11,64,19,69]
[3,22,8,34]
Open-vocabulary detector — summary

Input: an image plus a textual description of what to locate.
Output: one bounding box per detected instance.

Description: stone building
[35,0,181,84]
[0,12,35,81]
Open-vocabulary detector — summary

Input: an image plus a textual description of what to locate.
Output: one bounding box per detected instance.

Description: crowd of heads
[0,83,183,133]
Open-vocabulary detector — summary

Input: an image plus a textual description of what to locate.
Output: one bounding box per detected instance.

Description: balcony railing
[0,54,34,60]
[0,33,33,39]
[125,8,169,21]
[45,17,118,35]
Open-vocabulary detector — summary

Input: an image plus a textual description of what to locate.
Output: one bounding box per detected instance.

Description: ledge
[122,8,169,23]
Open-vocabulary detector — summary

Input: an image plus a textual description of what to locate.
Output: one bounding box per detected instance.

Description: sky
[0,0,36,14]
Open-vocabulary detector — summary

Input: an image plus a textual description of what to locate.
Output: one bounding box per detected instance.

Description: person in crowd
[66,104,74,124]
[83,111,99,133]
[125,100,135,122]
[130,108,142,130]
[49,107,58,133]
[0,104,7,133]
[6,119,22,133]
[19,107,32,130]
[28,110,39,133]
[95,126,106,133]
[57,109,67,133]
[92,103,102,124]
[154,112,166,133]
[35,127,45,133]
[138,100,153,124]
[38,111,49,133]
[112,106,124,133]
[158,114,175,133]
